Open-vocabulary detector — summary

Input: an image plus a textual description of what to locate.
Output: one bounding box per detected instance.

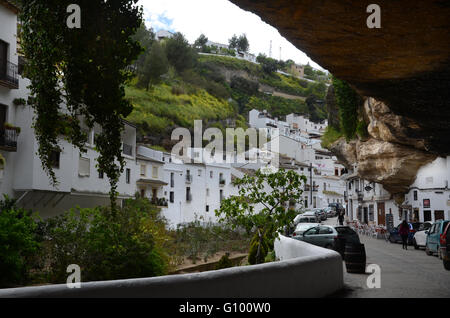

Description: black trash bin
[344,243,366,273]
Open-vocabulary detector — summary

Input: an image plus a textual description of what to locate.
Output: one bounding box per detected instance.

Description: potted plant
[3,123,21,134]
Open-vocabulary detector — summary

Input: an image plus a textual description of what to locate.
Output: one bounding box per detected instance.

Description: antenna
[269,40,272,58]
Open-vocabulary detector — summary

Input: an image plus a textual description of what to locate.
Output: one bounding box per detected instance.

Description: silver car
[292,223,320,239]
[295,225,338,249]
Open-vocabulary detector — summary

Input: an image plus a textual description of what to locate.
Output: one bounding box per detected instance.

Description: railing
[304,185,319,192]
[185,174,193,183]
[122,143,133,156]
[150,197,168,207]
[219,178,226,186]
[0,57,19,89]
[0,127,18,151]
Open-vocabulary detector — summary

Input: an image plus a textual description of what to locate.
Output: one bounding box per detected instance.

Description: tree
[20,0,143,209]
[237,34,249,52]
[165,32,197,73]
[257,54,279,74]
[194,33,208,51]
[138,41,168,90]
[133,22,155,70]
[215,168,306,264]
[228,34,239,50]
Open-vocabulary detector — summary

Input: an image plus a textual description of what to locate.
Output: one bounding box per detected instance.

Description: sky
[137,0,325,71]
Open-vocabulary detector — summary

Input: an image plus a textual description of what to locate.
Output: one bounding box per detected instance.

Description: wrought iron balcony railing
[0,127,19,151]
[0,57,19,89]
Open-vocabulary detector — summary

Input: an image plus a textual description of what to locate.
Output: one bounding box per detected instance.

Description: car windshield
[296,223,318,232]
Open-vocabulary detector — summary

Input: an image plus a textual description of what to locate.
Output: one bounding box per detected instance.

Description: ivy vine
[19,0,143,211]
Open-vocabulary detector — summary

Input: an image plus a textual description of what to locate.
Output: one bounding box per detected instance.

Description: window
[304,227,320,236]
[413,190,418,201]
[140,164,146,176]
[319,226,333,234]
[198,169,202,177]
[324,183,327,191]
[170,191,174,203]
[186,187,192,201]
[210,171,213,178]
[99,170,104,179]
[206,205,209,212]
[50,151,61,169]
[220,189,224,202]
[78,157,90,176]
[126,168,131,184]
[152,166,158,178]
[170,172,174,188]
[206,188,210,196]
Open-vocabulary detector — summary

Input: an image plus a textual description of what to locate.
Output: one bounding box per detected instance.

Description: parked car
[314,208,327,221]
[329,203,344,214]
[425,219,450,258]
[412,221,433,249]
[294,214,320,225]
[295,225,338,249]
[291,223,320,239]
[443,222,450,270]
[388,222,422,245]
[302,210,321,222]
[324,207,335,218]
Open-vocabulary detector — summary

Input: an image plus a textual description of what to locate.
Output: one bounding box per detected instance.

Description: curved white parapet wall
[0,236,343,298]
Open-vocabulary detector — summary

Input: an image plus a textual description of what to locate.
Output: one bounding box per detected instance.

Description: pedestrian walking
[338,210,345,226]
[399,220,409,250]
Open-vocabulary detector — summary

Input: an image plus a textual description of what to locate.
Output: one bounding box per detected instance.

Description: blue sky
[137,0,325,70]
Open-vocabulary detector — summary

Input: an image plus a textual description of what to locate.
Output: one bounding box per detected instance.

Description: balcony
[185,174,193,183]
[304,185,319,192]
[0,58,19,89]
[122,143,133,157]
[219,178,226,186]
[0,126,19,152]
[150,197,168,207]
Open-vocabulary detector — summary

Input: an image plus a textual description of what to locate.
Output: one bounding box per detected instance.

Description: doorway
[434,210,444,221]
[424,210,431,222]
[377,202,386,226]
[363,207,368,224]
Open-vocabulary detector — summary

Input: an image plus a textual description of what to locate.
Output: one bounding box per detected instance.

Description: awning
[136,179,168,186]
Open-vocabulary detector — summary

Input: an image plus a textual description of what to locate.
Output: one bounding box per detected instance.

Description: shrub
[38,198,171,283]
[321,126,344,149]
[0,195,40,288]
[215,253,233,270]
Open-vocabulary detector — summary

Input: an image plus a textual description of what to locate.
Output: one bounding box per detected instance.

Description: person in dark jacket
[399,220,410,250]
[338,210,345,226]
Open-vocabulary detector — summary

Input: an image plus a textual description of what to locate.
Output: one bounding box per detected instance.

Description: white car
[413,221,433,249]
[291,223,320,239]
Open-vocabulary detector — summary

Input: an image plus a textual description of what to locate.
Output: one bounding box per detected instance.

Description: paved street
[324,217,450,298]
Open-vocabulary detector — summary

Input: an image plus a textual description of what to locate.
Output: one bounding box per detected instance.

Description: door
[377,202,386,226]
[0,41,7,77]
[434,210,444,221]
[363,207,368,224]
[424,210,431,222]
[303,227,320,245]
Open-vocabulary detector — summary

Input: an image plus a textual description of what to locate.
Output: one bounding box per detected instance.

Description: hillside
[126,54,329,148]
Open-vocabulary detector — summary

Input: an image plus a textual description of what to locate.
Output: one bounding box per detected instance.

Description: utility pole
[310,162,313,207]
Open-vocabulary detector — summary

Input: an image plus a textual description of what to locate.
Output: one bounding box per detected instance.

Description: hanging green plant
[19,0,143,211]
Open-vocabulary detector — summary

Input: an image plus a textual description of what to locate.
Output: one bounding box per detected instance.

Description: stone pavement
[324,217,450,298]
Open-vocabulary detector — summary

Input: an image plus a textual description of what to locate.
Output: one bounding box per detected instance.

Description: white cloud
[137,0,325,70]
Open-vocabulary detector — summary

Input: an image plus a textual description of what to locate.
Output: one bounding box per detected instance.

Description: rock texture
[232,0,449,196]
[231,0,450,155]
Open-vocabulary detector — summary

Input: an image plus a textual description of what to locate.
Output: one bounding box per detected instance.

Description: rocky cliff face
[329,97,436,202]
[231,0,450,198]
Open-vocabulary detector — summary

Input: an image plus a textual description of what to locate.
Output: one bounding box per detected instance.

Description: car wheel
[444,260,450,271]
[425,246,433,256]
[413,239,419,250]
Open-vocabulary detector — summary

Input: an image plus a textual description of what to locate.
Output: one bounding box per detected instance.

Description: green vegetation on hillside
[127,27,330,144]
